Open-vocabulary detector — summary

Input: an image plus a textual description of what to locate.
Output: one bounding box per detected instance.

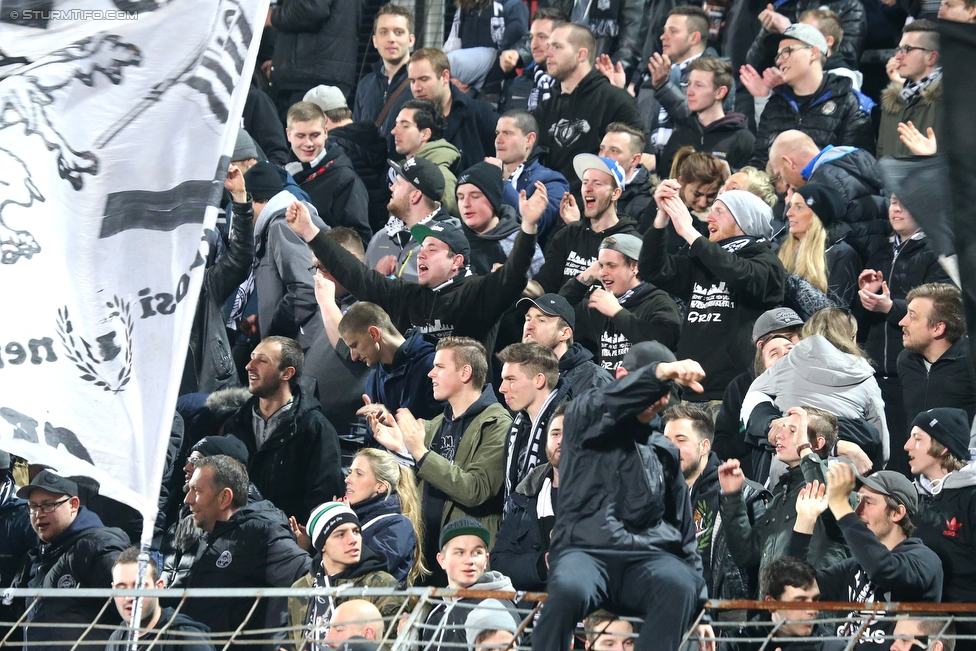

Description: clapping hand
[897,121,937,156]
[559,192,581,225]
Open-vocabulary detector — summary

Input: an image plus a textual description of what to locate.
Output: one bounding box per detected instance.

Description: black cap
[440,516,491,549]
[911,408,971,464]
[243,161,283,202]
[621,341,676,372]
[457,162,503,215]
[518,294,575,330]
[410,221,470,263]
[389,157,445,203]
[192,435,250,467]
[17,468,79,500]
[855,470,919,517]
[795,182,846,228]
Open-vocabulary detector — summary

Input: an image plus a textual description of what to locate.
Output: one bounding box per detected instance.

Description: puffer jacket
[269,0,363,93]
[745,0,866,69]
[558,342,615,398]
[749,74,875,169]
[353,492,417,588]
[877,78,943,159]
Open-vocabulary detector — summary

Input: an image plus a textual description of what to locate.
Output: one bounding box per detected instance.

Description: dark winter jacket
[499,61,554,114]
[13,508,129,648]
[365,207,460,285]
[749,74,875,169]
[534,68,643,196]
[877,78,942,159]
[898,337,976,425]
[287,140,372,244]
[789,513,943,651]
[365,331,444,425]
[269,0,363,93]
[915,463,976,604]
[825,230,862,308]
[463,205,545,278]
[500,147,570,251]
[853,232,952,376]
[558,342,615,398]
[616,165,656,227]
[640,228,787,401]
[560,279,682,370]
[503,381,573,496]
[354,60,411,131]
[306,226,537,352]
[534,216,641,294]
[223,385,344,523]
[353,492,416,588]
[106,607,215,651]
[722,455,848,581]
[0,479,35,589]
[745,0,866,70]
[181,200,253,395]
[444,84,500,171]
[660,112,756,179]
[491,463,556,591]
[457,0,528,50]
[804,146,889,261]
[713,369,756,474]
[171,500,312,649]
[327,121,391,234]
[550,362,702,573]
[244,84,290,166]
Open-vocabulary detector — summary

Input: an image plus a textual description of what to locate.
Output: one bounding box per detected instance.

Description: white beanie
[307,502,359,550]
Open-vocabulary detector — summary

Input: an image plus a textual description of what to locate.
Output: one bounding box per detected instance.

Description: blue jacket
[365,332,444,422]
[501,147,569,251]
[355,492,416,587]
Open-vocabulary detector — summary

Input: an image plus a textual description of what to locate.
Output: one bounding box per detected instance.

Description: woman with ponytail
[345,448,428,587]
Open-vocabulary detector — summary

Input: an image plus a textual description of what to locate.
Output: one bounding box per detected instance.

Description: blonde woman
[779,182,862,307]
[345,448,428,587]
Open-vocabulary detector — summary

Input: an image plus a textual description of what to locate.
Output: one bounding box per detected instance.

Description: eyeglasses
[895,45,932,56]
[308,264,325,276]
[28,497,71,515]
[775,44,813,63]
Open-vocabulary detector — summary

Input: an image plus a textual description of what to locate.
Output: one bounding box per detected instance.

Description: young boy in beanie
[287,502,400,650]
[420,518,520,650]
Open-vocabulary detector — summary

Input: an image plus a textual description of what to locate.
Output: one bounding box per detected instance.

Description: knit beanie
[243,161,283,202]
[715,190,774,239]
[457,162,503,215]
[912,408,972,463]
[795,182,846,228]
[192,435,250,467]
[307,501,360,550]
[232,129,258,162]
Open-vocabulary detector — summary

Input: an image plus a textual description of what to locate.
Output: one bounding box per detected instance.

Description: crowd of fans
[3,0,976,650]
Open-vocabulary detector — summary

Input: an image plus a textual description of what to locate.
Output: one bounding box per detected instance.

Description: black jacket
[551,362,702,573]
[534,69,643,197]
[790,513,943,651]
[854,233,952,376]
[915,465,976,604]
[491,462,556,591]
[750,74,875,169]
[558,343,614,398]
[224,385,343,523]
[616,165,655,227]
[306,227,537,352]
[0,480,35,588]
[660,112,756,179]
[243,84,290,166]
[503,381,573,495]
[106,607,214,651]
[171,500,313,649]
[353,60,411,131]
[444,84,500,172]
[560,279,682,370]
[13,508,129,647]
[535,216,641,294]
[269,0,363,93]
[327,121,391,234]
[898,337,976,425]
[289,140,372,244]
[639,228,787,401]
[745,0,866,71]
[713,369,756,471]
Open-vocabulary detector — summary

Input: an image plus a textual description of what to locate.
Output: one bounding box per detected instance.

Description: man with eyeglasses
[743,23,874,169]
[11,469,129,648]
[878,21,942,159]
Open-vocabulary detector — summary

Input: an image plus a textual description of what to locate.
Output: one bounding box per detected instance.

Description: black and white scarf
[720,235,762,253]
[899,67,942,103]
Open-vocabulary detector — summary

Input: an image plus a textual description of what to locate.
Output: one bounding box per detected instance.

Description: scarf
[899,67,942,103]
[527,65,555,112]
[285,148,331,185]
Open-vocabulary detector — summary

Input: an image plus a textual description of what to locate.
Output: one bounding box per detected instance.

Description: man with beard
[222,336,343,523]
[365,156,458,283]
[107,548,214,651]
[530,154,639,295]
[533,23,643,199]
[491,402,568,590]
[499,8,565,113]
[898,283,976,426]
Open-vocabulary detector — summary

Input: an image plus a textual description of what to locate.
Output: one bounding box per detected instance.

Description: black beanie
[795,182,846,228]
[244,161,283,202]
[456,162,503,216]
[192,435,250,466]
[912,408,971,463]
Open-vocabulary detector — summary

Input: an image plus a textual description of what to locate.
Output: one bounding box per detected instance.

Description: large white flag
[0,0,268,543]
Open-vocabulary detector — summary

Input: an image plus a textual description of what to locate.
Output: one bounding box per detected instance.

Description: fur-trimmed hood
[881,78,943,113]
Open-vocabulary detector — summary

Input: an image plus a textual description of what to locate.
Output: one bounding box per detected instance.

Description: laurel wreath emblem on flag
[55,296,134,393]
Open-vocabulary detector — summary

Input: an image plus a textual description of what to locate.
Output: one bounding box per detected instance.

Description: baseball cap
[765,23,829,55]
[410,221,470,262]
[573,153,626,189]
[752,307,804,343]
[389,157,446,203]
[855,470,918,517]
[440,517,491,549]
[620,341,676,372]
[303,85,348,112]
[518,294,576,330]
[17,469,79,500]
[600,233,643,261]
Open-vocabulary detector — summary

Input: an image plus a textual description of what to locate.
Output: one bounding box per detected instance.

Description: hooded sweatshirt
[422,570,520,649]
[463,204,545,277]
[415,138,462,217]
[661,112,756,178]
[534,216,641,293]
[742,335,889,464]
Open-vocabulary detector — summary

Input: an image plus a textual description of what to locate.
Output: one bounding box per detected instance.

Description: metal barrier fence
[3,588,976,650]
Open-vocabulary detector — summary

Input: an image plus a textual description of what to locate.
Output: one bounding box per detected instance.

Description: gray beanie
[232,129,258,162]
[464,600,520,646]
[716,190,773,240]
